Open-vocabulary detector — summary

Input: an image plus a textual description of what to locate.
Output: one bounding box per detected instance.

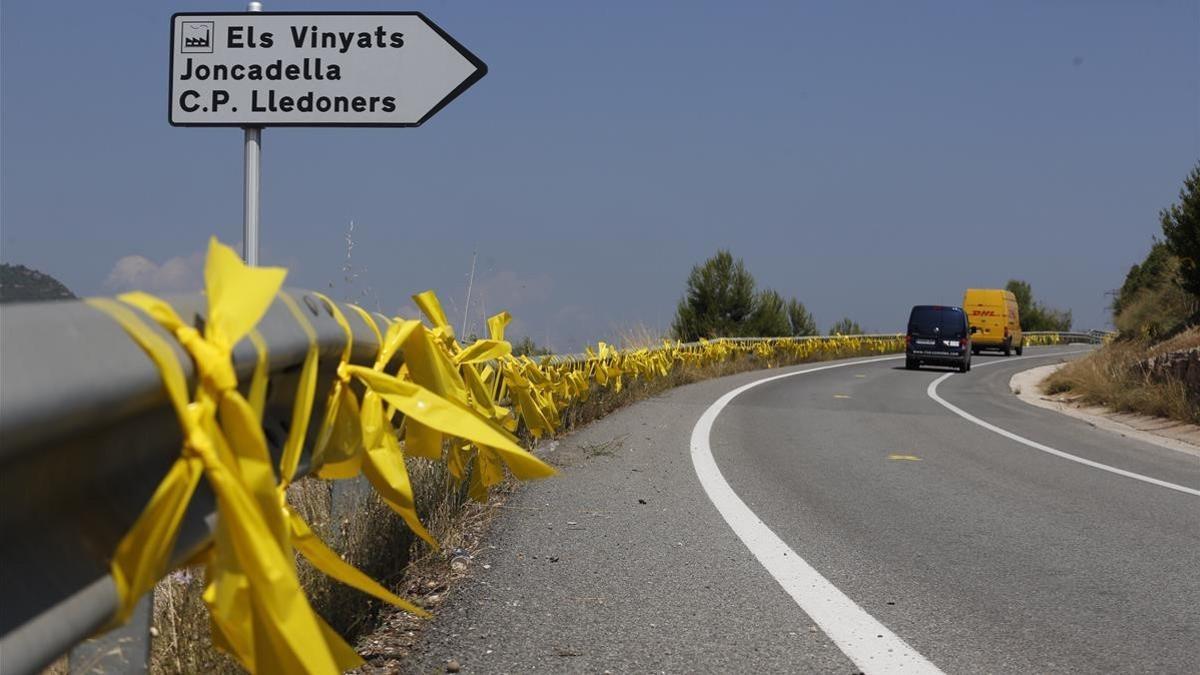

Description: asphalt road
[404,346,1200,674]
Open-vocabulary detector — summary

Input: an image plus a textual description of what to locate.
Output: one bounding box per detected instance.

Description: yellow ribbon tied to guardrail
[80,235,992,674]
[90,238,352,674]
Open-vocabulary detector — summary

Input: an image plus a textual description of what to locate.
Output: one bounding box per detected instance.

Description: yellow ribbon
[93,238,346,674]
[87,236,912,675]
[274,294,431,619]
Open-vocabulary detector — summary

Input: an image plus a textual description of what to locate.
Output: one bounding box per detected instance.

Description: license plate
[915,339,935,345]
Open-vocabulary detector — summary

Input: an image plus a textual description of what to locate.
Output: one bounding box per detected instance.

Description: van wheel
[971,346,980,355]
[905,357,918,370]
[1015,341,1024,356]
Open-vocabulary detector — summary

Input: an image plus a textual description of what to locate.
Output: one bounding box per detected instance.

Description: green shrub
[671,249,817,340]
[828,317,863,336]
[1159,162,1200,297]
[787,298,818,336]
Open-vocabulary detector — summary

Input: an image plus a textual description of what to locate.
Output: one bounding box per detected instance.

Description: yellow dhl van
[963,288,1023,356]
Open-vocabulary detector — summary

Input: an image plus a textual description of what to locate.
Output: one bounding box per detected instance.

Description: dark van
[906,305,973,372]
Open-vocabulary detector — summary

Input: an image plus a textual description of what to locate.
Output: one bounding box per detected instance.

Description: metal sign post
[243,126,260,266]
[243,2,262,266]
[168,9,487,265]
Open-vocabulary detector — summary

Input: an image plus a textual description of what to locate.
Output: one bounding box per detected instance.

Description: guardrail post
[67,594,152,674]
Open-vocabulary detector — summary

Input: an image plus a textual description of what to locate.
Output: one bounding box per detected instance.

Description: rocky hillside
[0,263,76,303]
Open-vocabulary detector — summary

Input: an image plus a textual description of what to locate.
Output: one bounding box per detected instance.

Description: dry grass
[149,464,470,674]
[1043,327,1199,424]
[614,322,667,350]
[1148,325,1200,358]
[351,477,504,673]
[150,566,240,674]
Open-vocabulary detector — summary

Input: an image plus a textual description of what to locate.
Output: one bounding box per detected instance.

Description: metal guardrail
[1025,330,1109,344]
[544,334,906,365]
[0,290,386,675]
[546,332,1105,366]
[0,296,1095,675]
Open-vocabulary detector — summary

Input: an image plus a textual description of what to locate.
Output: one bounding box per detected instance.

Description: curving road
[404,346,1200,674]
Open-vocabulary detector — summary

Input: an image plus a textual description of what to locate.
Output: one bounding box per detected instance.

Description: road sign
[169,12,486,127]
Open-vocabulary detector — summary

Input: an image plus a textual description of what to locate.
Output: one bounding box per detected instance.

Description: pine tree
[671,250,757,340]
[786,298,817,336]
[1160,162,1200,297]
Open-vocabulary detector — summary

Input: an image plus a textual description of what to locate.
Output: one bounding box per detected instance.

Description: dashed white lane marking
[928,352,1200,498]
[690,355,943,674]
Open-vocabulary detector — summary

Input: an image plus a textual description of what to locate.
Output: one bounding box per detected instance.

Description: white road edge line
[690,354,943,675]
[927,352,1200,498]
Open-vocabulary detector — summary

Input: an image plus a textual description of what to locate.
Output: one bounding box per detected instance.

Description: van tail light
[905,334,912,347]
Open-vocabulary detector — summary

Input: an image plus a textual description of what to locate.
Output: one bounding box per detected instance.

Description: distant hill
[0,263,77,303]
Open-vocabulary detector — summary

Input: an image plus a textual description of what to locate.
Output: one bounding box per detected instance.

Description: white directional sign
[169,12,486,126]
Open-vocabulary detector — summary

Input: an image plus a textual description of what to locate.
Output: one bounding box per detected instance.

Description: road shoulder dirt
[1009,364,1200,458]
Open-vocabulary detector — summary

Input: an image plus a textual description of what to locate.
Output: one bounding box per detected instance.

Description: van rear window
[908,307,966,337]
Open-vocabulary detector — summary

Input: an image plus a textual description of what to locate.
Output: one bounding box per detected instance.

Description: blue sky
[3,1,1198,348]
